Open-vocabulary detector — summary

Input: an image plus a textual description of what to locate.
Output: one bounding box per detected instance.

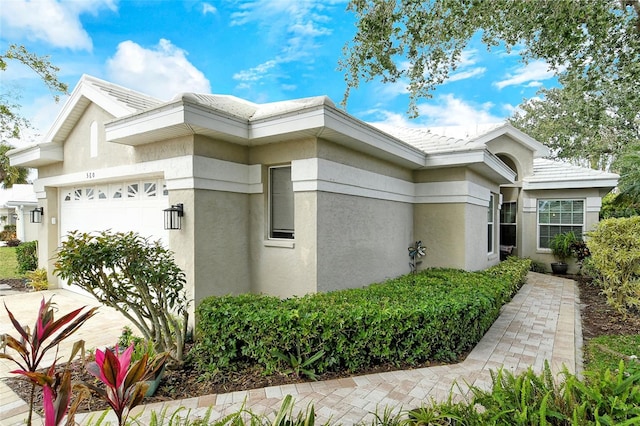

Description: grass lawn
[584,334,640,373]
[0,246,25,279]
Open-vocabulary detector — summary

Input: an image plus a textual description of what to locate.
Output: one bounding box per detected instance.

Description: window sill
[264,239,295,249]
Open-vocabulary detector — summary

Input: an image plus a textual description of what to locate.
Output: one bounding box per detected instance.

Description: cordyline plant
[54,230,190,363]
[0,297,97,425]
[82,344,169,426]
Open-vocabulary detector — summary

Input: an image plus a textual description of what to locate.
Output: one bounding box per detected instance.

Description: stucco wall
[316,192,412,292]
[39,104,135,178]
[248,190,318,298]
[192,189,251,303]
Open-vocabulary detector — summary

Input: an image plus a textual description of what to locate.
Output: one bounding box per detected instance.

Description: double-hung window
[269,165,294,239]
[537,199,584,249]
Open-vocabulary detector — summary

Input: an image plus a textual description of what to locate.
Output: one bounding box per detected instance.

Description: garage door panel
[59,179,169,295]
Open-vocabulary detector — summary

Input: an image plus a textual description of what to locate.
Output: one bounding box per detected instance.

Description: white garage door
[59,179,170,294]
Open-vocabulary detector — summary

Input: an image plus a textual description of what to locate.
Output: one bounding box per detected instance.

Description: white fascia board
[106,101,249,143]
[105,103,188,142]
[8,143,63,167]
[183,102,249,139]
[483,150,517,182]
[322,107,426,167]
[249,106,326,139]
[42,78,135,143]
[425,150,486,168]
[249,106,426,168]
[523,178,619,190]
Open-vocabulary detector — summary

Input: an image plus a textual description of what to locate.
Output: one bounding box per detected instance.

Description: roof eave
[425,149,516,184]
[8,143,63,168]
[523,178,619,190]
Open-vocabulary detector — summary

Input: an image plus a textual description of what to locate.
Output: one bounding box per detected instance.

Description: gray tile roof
[83,75,163,113]
[528,158,619,183]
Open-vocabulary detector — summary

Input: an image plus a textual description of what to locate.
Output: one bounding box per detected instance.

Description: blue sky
[1,0,559,144]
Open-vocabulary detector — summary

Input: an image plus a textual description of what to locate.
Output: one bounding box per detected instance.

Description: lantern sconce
[30,207,44,224]
[163,203,183,230]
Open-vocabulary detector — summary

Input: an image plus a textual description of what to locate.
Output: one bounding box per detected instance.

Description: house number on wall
[86,172,96,179]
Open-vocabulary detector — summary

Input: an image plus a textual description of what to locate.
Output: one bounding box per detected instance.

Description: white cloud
[363,94,504,139]
[230,0,340,87]
[233,60,277,82]
[416,94,503,128]
[106,39,211,100]
[448,67,486,83]
[494,60,557,90]
[0,0,116,51]
[445,49,486,83]
[202,2,217,15]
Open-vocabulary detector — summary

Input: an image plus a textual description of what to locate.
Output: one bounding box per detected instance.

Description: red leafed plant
[83,344,168,426]
[0,297,97,425]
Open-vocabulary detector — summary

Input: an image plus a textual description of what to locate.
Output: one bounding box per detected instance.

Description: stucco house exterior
[9,75,618,310]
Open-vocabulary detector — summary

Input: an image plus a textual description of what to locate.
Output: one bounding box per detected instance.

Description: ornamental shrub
[54,230,190,364]
[587,216,640,314]
[15,240,37,272]
[191,257,531,376]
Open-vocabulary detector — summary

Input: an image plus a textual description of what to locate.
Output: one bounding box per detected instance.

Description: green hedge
[191,257,531,376]
[15,240,37,273]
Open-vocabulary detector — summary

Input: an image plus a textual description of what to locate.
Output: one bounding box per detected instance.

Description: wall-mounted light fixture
[30,207,44,223]
[163,203,183,230]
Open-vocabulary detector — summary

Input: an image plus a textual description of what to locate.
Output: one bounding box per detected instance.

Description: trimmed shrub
[587,216,640,314]
[15,240,37,272]
[191,257,531,376]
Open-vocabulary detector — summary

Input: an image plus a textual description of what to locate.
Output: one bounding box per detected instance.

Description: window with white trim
[537,199,584,249]
[487,193,495,253]
[269,165,294,239]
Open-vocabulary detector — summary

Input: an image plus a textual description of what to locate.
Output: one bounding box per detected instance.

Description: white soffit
[8,143,63,167]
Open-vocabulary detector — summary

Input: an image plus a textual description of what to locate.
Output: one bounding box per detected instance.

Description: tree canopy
[0,44,68,140]
[341,0,640,116]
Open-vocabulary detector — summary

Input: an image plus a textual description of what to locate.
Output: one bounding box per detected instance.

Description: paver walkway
[0,272,581,425]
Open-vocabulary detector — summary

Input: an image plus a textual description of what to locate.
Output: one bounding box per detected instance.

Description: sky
[0,0,560,145]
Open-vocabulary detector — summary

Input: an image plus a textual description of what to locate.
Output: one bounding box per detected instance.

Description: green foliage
[601,192,640,219]
[26,268,48,291]
[549,231,578,263]
[15,240,37,273]
[1,44,68,140]
[118,326,157,364]
[404,362,640,425]
[586,217,640,314]
[341,1,639,116]
[584,334,640,374]
[0,142,29,188]
[0,246,25,278]
[274,347,326,381]
[191,257,531,378]
[54,230,190,363]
